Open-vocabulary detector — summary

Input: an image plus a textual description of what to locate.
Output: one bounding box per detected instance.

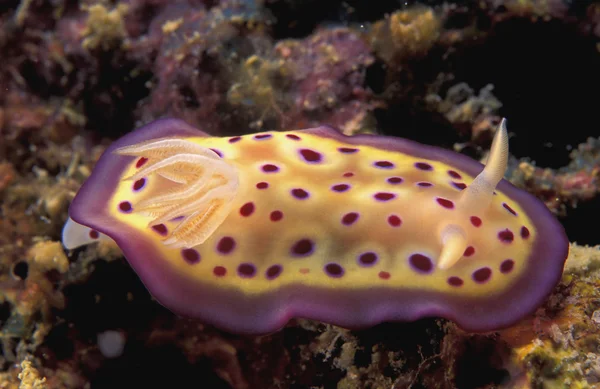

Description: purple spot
[379,271,391,280]
[254,133,272,140]
[417,182,433,188]
[266,264,283,280]
[291,239,314,256]
[151,224,168,236]
[291,188,309,199]
[170,215,185,222]
[358,252,378,267]
[448,170,462,179]
[331,184,351,192]
[341,212,359,225]
[388,215,402,227]
[119,201,132,213]
[89,230,99,239]
[338,147,359,154]
[210,148,223,158]
[181,248,200,265]
[448,276,464,287]
[256,182,269,189]
[452,182,467,190]
[299,149,323,163]
[261,164,279,173]
[343,172,354,177]
[229,136,242,143]
[500,259,515,274]
[503,202,518,216]
[415,162,433,171]
[498,229,514,243]
[238,263,257,278]
[473,267,492,283]
[133,178,146,191]
[324,263,344,278]
[240,202,255,217]
[409,253,433,274]
[374,161,394,169]
[470,216,482,227]
[463,246,475,257]
[270,210,283,221]
[217,237,236,254]
[135,157,148,168]
[286,134,301,140]
[213,266,227,277]
[374,192,396,201]
[387,177,403,184]
[521,226,530,239]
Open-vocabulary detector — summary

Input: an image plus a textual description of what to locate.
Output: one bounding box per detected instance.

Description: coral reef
[0,0,599,388]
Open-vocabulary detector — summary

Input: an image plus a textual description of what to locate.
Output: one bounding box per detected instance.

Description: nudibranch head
[64,118,569,334]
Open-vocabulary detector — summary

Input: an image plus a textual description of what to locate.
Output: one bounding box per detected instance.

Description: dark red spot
[270,210,283,221]
[374,192,395,201]
[378,271,391,280]
[448,276,464,287]
[331,184,350,192]
[417,182,433,187]
[135,157,148,168]
[473,267,492,283]
[254,134,272,140]
[119,201,132,213]
[503,202,517,216]
[266,265,283,280]
[210,148,223,158]
[436,197,454,209]
[343,172,354,177]
[213,266,227,277]
[151,224,168,236]
[448,170,462,179]
[498,229,514,243]
[256,182,269,189]
[374,161,394,168]
[261,164,279,173]
[299,149,323,163]
[463,246,475,257]
[217,237,236,254]
[341,212,359,225]
[324,263,344,278]
[387,177,403,184]
[500,259,515,274]
[358,252,378,266]
[240,202,255,217]
[338,147,359,153]
[520,226,530,239]
[291,188,309,199]
[470,216,482,227]
[388,215,402,227]
[229,136,242,143]
[133,178,146,191]
[291,239,314,256]
[89,230,100,239]
[415,162,433,171]
[452,182,467,190]
[286,134,301,140]
[238,263,257,278]
[181,249,200,265]
[409,254,433,273]
[299,268,310,274]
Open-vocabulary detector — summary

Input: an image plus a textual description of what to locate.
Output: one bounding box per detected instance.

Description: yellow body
[109,131,534,297]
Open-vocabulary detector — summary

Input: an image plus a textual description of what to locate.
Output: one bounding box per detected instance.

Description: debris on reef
[0,0,599,388]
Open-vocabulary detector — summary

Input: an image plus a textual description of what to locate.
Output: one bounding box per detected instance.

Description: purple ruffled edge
[69,119,569,334]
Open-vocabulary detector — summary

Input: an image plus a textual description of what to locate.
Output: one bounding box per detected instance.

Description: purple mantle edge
[69,119,569,334]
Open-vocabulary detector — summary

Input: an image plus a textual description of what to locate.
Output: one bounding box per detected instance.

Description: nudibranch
[63,118,569,334]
